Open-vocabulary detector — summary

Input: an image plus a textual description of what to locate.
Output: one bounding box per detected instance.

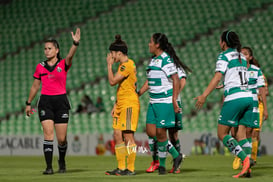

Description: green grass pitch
[0,155,273,182]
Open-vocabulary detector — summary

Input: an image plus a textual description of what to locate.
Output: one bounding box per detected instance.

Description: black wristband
[26,101,31,106]
[73,40,79,46]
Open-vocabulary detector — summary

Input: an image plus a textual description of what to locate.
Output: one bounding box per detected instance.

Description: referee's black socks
[43,140,54,169]
[58,143,67,163]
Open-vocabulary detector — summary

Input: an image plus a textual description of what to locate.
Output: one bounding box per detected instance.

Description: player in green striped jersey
[195,31,253,178]
[232,47,268,175]
[138,33,190,174]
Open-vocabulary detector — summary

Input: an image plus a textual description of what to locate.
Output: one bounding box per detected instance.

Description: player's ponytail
[152,33,192,73]
[221,31,242,63]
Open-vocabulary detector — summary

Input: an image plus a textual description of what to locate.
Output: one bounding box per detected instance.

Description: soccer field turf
[0,155,273,182]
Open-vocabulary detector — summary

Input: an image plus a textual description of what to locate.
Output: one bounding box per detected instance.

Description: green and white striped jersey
[146,52,177,103]
[248,64,265,94]
[215,48,252,102]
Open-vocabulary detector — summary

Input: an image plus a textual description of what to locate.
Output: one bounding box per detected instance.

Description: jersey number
[239,71,247,85]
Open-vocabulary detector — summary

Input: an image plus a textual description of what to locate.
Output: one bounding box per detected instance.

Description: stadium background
[0,0,273,156]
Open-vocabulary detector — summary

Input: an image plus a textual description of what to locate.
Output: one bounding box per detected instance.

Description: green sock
[223,135,247,161]
[239,138,252,158]
[247,137,252,144]
[167,140,179,159]
[158,140,168,167]
[148,136,158,161]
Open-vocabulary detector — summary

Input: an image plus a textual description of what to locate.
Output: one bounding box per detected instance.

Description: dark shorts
[38,94,71,123]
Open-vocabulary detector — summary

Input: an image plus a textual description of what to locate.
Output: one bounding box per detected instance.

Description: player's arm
[179,78,186,92]
[111,102,117,117]
[138,80,148,96]
[108,71,125,86]
[264,76,269,96]
[259,86,268,120]
[215,84,224,89]
[65,28,80,66]
[172,73,180,113]
[265,85,269,96]
[26,79,41,116]
[106,53,126,86]
[195,72,222,109]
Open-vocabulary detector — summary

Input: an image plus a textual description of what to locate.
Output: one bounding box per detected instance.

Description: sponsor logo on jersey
[167,65,176,73]
[57,67,62,72]
[154,59,160,65]
[48,74,55,78]
[120,65,126,71]
[216,62,223,69]
[230,53,239,57]
[249,71,255,78]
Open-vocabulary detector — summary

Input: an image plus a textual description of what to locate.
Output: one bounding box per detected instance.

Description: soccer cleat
[243,169,252,178]
[168,166,180,173]
[232,157,250,178]
[158,166,166,175]
[169,153,184,173]
[232,156,241,170]
[43,168,54,175]
[120,169,136,176]
[115,169,125,176]
[173,153,182,173]
[105,168,123,175]
[58,160,66,173]
[146,160,159,173]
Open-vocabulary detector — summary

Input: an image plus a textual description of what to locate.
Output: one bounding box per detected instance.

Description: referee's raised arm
[65,28,81,66]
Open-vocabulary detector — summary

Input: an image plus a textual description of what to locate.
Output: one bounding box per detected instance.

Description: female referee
[195,30,253,178]
[25,28,80,175]
[138,33,185,175]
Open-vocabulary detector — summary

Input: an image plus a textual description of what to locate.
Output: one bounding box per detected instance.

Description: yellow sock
[115,143,126,170]
[126,144,137,172]
[251,138,258,161]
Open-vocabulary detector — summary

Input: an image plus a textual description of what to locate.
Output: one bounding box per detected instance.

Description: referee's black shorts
[37,94,71,123]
